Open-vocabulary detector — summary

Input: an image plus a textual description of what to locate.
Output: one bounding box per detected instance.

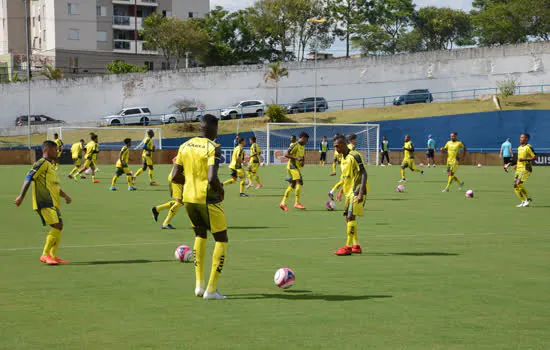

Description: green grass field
[1,164,549,349]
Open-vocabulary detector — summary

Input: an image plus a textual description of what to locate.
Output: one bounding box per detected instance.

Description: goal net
[253,123,380,165]
[47,127,163,150]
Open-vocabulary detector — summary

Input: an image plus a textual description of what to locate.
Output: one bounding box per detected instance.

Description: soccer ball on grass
[174,245,193,262]
[274,267,295,289]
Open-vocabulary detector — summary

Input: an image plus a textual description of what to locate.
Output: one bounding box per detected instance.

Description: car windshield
[231,102,241,107]
[117,110,124,115]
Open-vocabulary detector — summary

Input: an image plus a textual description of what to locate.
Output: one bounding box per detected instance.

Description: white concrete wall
[0,42,549,128]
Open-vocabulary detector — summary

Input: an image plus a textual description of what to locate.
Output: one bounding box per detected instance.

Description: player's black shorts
[320,152,327,161]
[426,149,435,158]
[503,157,511,164]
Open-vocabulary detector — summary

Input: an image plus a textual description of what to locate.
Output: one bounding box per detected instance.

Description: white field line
[0,232,497,253]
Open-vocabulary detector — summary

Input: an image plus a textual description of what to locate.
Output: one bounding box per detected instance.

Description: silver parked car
[160,107,202,124]
[220,100,265,120]
[101,107,155,126]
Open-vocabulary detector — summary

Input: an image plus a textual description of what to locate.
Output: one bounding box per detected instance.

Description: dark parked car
[286,97,328,114]
[393,89,433,105]
[16,115,65,126]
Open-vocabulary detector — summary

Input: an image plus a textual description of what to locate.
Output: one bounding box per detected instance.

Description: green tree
[106,60,148,74]
[328,0,370,57]
[40,64,63,80]
[471,0,528,46]
[264,61,289,104]
[414,7,474,50]
[172,18,210,69]
[141,13,176,68]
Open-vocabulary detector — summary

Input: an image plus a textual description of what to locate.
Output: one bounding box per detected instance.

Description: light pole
[307,18,326,150]
[23,0,31,149]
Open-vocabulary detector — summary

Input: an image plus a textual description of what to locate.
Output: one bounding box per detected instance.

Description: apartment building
[0,0,209,73]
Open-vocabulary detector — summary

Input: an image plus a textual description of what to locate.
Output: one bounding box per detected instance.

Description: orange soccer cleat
[279,203,289,212]
[255,184,263,189]
[294,203,306,210]
[40,255,50,263]
[53,257,70,264]
[44,255,59,265]
[329,172,336,176]
[150,182,159,186]
[334,246,352,256]
[351,245,362,254]
[92,179,101,183]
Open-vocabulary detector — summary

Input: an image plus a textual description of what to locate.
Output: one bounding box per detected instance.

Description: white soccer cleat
[194,287,205,297]
[399,179,407,183]
[442,188,449,193]
[203,290,226,300]
[522,200,531,207]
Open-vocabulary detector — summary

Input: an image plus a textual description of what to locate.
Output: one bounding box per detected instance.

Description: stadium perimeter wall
[1,42,549,128]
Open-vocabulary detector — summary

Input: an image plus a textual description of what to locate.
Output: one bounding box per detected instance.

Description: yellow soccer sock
[254,174,261,185]
[207,242,228,293]
[295,184,302,205]
[453,176,461,183]
[163,202,182,226]
[246,172,254,186]
[401,168,406,179]
[446,176,453,188]
[92,175,96,181]
[126,175,133,186]
[518,184,529,199]
[194,236,207,289]
[156,201,173,212]
[514,187,525,200]
[331,180,343,193]
[134,168,144,178]
[239,179,245,193]
[42,229,57,257]
[281,186,293,205]
[332,161,337,172]
[224,178,236,185]
[111,175,119,187]
[148,169,154,182]
[47,228,62,258]
[347,220,357,247]
[69,167,79,176]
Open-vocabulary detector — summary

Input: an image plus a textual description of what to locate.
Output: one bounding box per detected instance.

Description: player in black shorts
[426,135,436,168]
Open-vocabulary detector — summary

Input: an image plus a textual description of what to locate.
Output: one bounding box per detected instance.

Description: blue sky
[210,0,474,56]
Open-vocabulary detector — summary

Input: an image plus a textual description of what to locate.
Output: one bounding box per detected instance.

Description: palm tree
[40,64,63,80]
[264,61,289,105]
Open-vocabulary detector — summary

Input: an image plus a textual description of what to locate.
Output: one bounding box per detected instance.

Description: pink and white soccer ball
[465,190,474,198]
[396,184,405,192]
[326,200,335,211]
[260,162,265,167]
[274,267,295,289]
[174,245,193,262]
[419,163,424,167]
[477,163,482,168]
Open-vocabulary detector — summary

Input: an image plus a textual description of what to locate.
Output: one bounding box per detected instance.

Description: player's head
[249,136,256,144]
[506,138,511,142]
[90,133,98,142]
[147,129,154,138]
[404,134,410,142]
[383,135,387,140]
[43,140,57,159]
[520,133,530,145]
[235,134,239,139]
[53,133,59,140]
[238,137,245,146]
[200,114,219,140]
[322,136,327,141]
[428,134,432,139]
[450,132,457,141]
[333,135,348,155]
[298,132,309,145]
[290,135,296,143]
[79,138,85,144]
[348,133,357,145]
[124,138,132,146]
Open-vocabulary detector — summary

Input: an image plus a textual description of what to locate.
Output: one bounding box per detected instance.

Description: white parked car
[160,107,203,124]
[220,100,265,120]
[101,107,155,126]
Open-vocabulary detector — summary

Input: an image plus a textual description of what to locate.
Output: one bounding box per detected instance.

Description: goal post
[254,123,380,166]
[47,127,163,150]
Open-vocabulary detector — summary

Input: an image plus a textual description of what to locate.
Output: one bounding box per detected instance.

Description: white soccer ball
[326,200,335,211]
[274,267,295,289]
[465,189,474,198]
[260,162,265,167]
[84,168,92,175]
[174,245,193,262]
[419,163,424,167]
[477,164,482,168]
[397,184,405,192]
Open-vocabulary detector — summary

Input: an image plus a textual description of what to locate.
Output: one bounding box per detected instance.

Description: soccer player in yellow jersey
[329,134,357,201]
[68,139,85,179]
[400,134,423,182]
[75,133,100,183]
[441,132,466,192]
[133,129,159,186]
[330,133,341,176]
[319,136,329,166]
[332,135,368,256]
[14,141,72,265]
[246,136,263,189]
[171,115,228,300]
[53,133,64,169]
[513,133,536,207]
[224,137,248,197]
[280,132,309,211]
[152,157,183,229]
[110,138,136,191]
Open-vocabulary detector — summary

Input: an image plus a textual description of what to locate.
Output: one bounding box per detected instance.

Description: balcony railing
[113,16,143,29]
[112,0,158,5]
[113,39,157,54]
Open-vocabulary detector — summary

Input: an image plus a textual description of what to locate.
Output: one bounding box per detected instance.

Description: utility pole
[24,0,31,149]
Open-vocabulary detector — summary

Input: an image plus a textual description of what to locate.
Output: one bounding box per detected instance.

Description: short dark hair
[53,133,59,137]
[91,133,98,141]
[522,133,530,140]
[124,138,131,144]
[299,132,310,138]
[334,135,346,143]
[79,139,85,143]
[250,136,256,142]
[43,140,56,148]
[451,132,458,136]
[201,114,219,127]
[238,137,245,143]
[348,134,357,142]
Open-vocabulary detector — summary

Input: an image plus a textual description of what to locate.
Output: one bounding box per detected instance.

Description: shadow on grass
[368,252,459,257]
[228,292,392,301]
[70,259,175,266]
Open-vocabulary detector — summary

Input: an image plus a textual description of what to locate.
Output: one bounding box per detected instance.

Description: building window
[96,31,107,42]
[32,17,35,27]
[43,29,46,42]
[96,6,107,17]
[145,61,154,70]
[188,12,198,18]
[68,3,79,15]
[39,37,42,48]
[68,29,80,40]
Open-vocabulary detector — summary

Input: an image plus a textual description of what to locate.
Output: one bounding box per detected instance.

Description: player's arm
[119,149,126,167]
[60,188,72,204]
[208,147,224,200]
[461,144,467,160]
[14,162,45,206]
[284,144,297,160]
[356,163,368,203]
[499,146,503,158]
[519,146,536,162]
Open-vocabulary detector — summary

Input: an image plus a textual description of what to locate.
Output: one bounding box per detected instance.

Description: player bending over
[15,141,72,265]
[171,114,228,300]
[280,132,309,211]
[246,136,263,189]
[332,135,368,256]
[152,157,183,229]
[224,137,248,197]
[133,129,159,186]
[513,133,535,207]
[68,139,85,179]
[75,133,100,183]
[399,134,423,182]
[441,132,466,192]
[110,138,136,191]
